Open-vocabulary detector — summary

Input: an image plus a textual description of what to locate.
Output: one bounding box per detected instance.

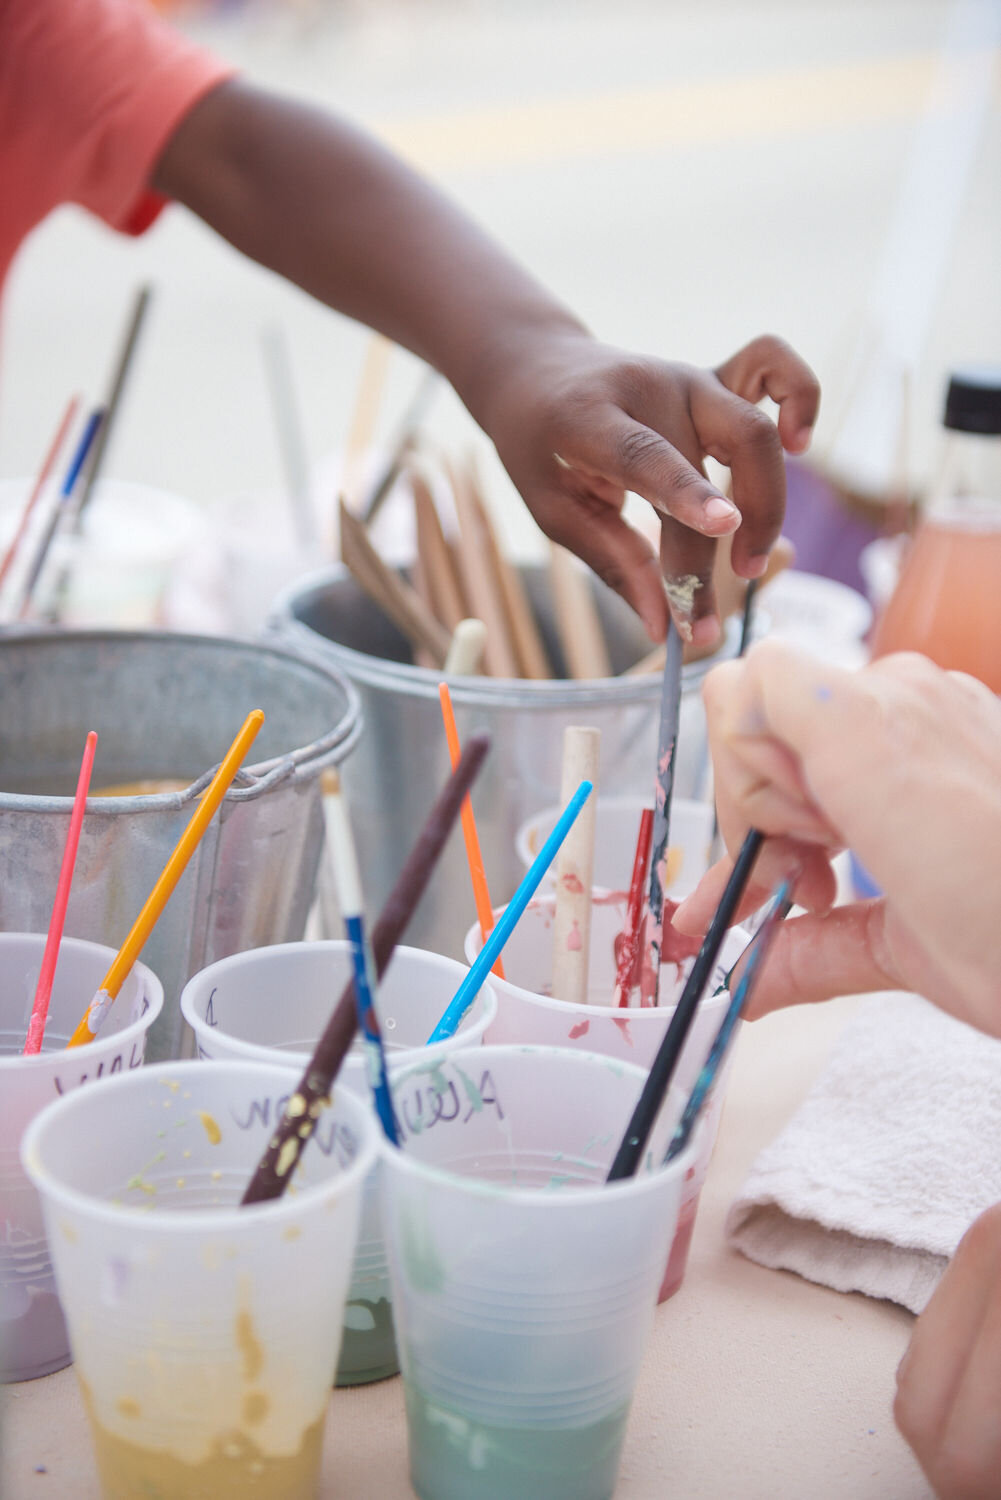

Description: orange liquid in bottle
[870,502,1001,692]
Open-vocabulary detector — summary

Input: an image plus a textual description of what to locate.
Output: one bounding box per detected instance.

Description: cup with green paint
[379,1044,695,1500]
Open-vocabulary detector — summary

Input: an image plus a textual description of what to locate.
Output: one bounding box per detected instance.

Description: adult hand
[672,642,1001,1036]
[894,1202,1001,1499]
[476,331,819,644]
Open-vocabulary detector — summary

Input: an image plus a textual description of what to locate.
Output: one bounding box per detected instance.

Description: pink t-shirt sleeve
[0,0,235,280]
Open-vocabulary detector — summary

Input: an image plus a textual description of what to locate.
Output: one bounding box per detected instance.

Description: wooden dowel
[551,726,600,1004]
[444,618,487,675]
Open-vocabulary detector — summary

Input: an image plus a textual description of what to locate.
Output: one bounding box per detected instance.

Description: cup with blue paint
[180,941,496,1385]
[379,1044,695,1500]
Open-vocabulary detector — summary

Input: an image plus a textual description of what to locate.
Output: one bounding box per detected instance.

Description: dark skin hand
[155,78,820,642]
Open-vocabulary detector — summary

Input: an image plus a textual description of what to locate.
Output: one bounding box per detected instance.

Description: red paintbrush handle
[612,807,654,1008]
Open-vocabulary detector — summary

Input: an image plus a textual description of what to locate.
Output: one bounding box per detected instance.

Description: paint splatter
[568,1020,590,1040]
[561,872,585,895]
[566,920,582,952]
[198,1111,222,1145]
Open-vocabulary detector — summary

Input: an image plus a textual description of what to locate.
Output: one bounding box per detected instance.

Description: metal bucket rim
[268,564,742,708]
[0,626,362,812]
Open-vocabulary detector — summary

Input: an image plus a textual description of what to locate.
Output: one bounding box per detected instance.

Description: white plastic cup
[465,898,749,1301]
[515,794,714,899]
[0,478,207,628]
[381,1044,696,1500]
[21,1059,378,1500]
[180,941,497,1386]
[0,933,163,1383]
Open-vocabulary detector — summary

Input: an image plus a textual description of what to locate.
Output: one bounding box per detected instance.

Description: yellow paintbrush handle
[66,709,265,1048]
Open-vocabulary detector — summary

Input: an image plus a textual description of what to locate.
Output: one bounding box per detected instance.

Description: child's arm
[153,78,819,644]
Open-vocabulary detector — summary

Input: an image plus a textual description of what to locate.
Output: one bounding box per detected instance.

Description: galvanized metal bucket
[268,565,739,959]
[0,630,362,1061]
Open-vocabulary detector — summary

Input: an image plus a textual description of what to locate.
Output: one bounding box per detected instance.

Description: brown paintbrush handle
[339,498,452,666]
[241,732,491,1206]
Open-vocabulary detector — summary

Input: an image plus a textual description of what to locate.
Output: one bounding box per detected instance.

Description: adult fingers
[714,334,821,456]
[895,1204,1001,1495]
[531,484,670,642]
[727,902,905,1017]
[672,842,837,935]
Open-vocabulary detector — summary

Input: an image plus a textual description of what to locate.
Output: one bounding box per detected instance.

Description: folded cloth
[726,991,1001,1314]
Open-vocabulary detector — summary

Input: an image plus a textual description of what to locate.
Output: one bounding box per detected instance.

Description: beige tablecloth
[0,996,933,1500]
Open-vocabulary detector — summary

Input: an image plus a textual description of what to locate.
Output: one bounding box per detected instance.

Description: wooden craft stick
[342,334,391,508]
[339,499,451,666]
[448,461,520,679]
[548,543,611,679]
[411,467,469,630]
[444,618,487,675]
[466,457,551,679]
[550,726,600,1005]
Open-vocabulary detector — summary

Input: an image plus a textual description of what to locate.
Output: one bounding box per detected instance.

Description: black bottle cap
[944,367,1001,435]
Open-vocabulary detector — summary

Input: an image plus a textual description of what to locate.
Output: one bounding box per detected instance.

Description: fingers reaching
[714,334,821,456]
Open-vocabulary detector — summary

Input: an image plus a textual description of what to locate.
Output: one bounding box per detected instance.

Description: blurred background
[0,0,998,564]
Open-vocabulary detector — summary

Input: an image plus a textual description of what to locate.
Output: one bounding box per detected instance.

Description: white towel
[726,991,1001,1314]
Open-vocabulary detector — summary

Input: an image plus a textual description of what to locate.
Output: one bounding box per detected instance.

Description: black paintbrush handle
[606,827,764,1182]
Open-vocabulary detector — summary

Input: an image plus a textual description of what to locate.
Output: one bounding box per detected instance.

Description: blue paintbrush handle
[427,778,594,1043]
[663,882,792,1165]
[344,912,399,1144]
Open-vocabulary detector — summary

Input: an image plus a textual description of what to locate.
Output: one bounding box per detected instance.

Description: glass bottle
[870,367,1001,692]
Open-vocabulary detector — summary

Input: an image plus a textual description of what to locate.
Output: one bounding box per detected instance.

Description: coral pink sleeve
[0,0,236,283]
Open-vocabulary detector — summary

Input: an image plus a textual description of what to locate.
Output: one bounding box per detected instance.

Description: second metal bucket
[0,630,362,1060]
[269,565,738,958]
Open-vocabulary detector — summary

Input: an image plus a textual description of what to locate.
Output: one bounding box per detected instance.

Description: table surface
[1,994,934,1500]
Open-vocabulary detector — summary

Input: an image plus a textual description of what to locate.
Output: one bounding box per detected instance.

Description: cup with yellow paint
[21,1060,378,1500]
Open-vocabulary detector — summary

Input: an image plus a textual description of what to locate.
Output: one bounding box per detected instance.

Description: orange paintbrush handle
[66,710,265,1048]
[437,682,504,980]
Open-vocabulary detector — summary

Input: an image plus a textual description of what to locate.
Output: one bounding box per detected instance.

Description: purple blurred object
[782,457,881,598]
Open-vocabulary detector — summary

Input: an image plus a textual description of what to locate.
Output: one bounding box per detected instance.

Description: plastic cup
[515,794,714,899]
[465,898,749,1301]
[21,1059,378,1500]
[180,941,497,1386]
[0,478,207,628]
[0,933,163,1383]
[380,1044,695,1500]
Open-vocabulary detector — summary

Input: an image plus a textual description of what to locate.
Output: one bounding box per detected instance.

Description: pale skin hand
[672,642,1001,1037]
[153,79,819,643]
[895,1202,1001,1500]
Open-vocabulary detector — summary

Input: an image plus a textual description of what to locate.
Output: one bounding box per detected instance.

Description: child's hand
[475,331,819,644]
[895,1203,1001,1499]
[672,642,1001,1036]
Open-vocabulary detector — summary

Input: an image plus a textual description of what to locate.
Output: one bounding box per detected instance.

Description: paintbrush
[663,880,792,1164]
[241,731,490,1205]
[0,396,79,611]
[22,732,98,1055]
[261,324,317,549]
[612,808,654,1008]
[428,777,594,1043]
[323,770,398,1143]
[361,367,440,524]
[16,407,104,620]
[606,827,765,1181]
[642,620,683,1001]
